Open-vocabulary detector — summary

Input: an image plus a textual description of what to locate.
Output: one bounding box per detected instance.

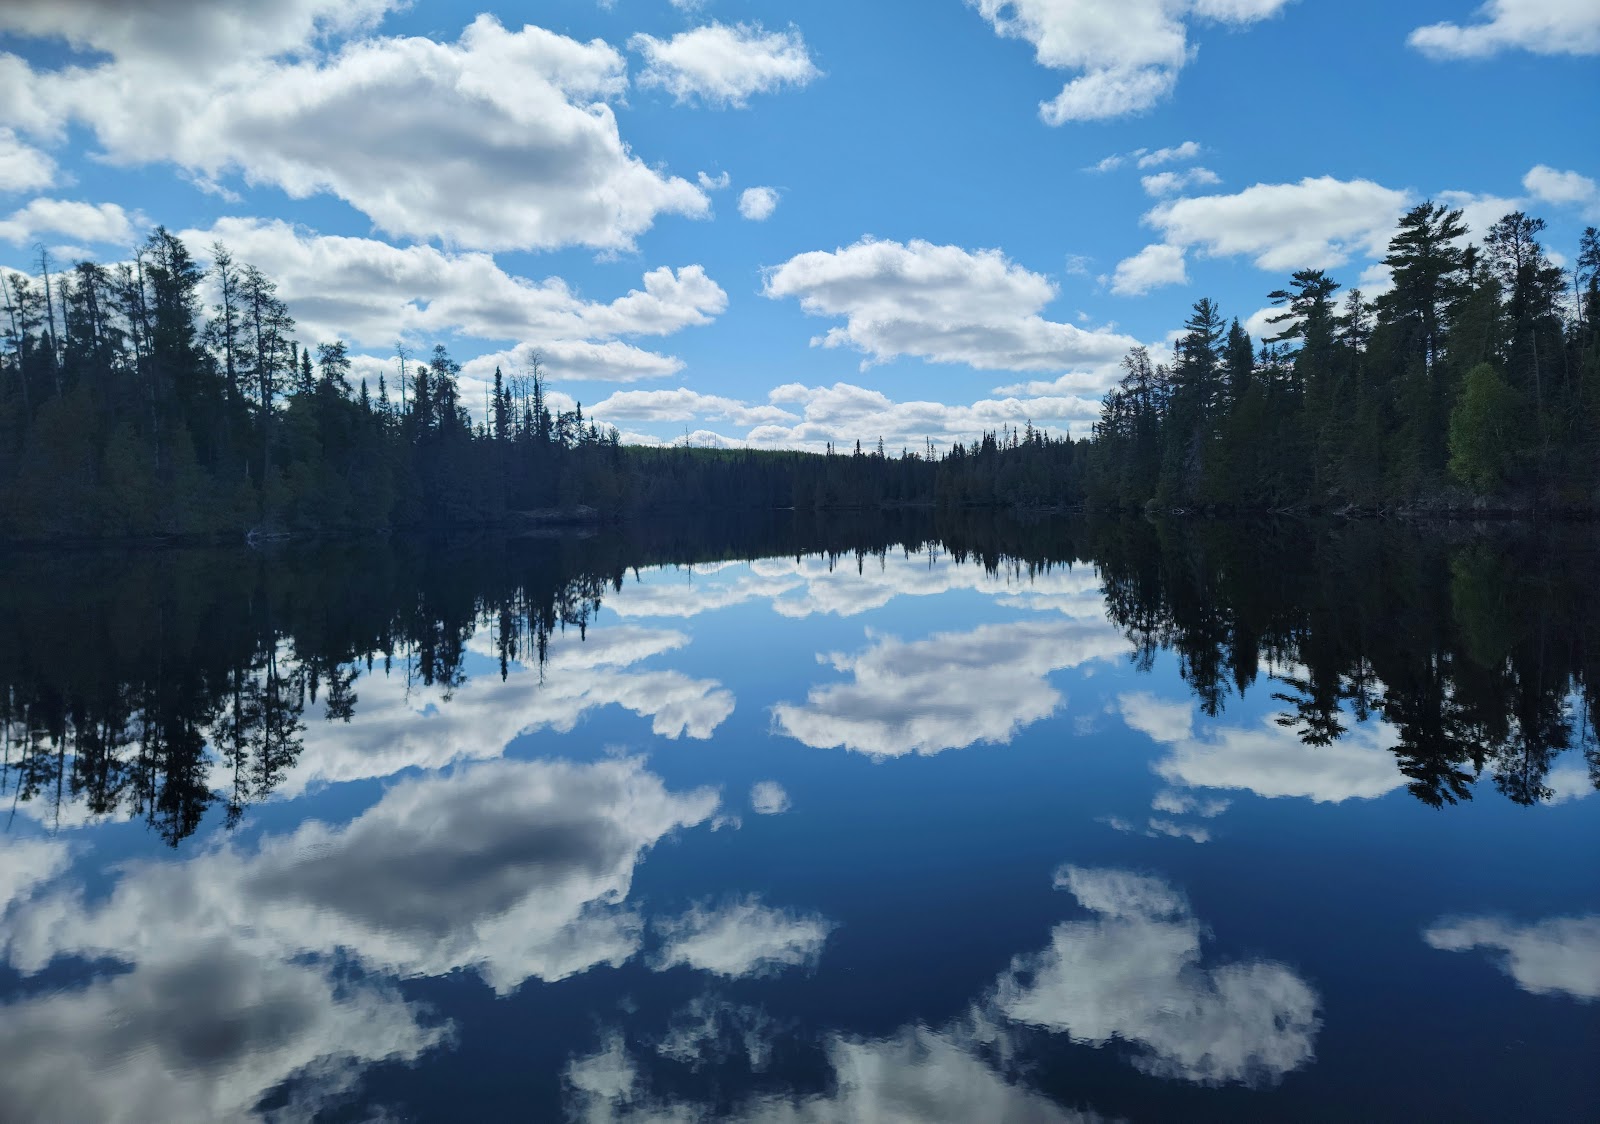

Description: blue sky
[1,0,1597,449]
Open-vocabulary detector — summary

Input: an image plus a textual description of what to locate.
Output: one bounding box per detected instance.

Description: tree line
[3,206,1598,540]
[1089,206,1600,511]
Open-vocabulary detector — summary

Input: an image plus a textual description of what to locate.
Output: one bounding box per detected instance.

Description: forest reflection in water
[2,514,1596,843]
[0,513,1596,1122]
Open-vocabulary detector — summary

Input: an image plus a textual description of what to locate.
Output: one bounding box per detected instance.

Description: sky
[1,0,1597,451]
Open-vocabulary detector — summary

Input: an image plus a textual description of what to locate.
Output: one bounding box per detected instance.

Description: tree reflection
[3,513,1596,841]
[1089,519,1600,808]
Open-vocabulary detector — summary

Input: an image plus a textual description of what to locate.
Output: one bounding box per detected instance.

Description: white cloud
[738,185,781,221]
[1425,915,1600,1001]
[0,128,55,192]
[1243,304,1282,341]
[5,13,708,252]
[1522,164,1598,205]
[654,897,833,977]
[1141,167,1221,196]
[1111,242,1189,296]
[633,22,819,107]
[1143,176,1411,272]
[177,218,724,389]
[1119,692,1406,803]
[187,216,732,345]
[1439,191,1534,252]
[764,237,1140,373]
[773,617,1127,757]
[697,170,730,190]
[592,379,1112,448]
[0,199,137,247]
[750,781,792,815]
[0,0,400,73]
[1522,164,1600,218]
[994,865,1321,1085]
[757,381,1111,446]
[1138,141,1203,168]
[460,341,687,390]
[969,0,1294,122]
[1409,0,1600,58]
[592,387,798,427]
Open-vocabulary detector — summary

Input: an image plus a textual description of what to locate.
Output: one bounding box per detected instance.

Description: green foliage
[1448,363,1520,492]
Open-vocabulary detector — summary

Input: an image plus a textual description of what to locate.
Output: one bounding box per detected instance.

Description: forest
[1,204,1597,541]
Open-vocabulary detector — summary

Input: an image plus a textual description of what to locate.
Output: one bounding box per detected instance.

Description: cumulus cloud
[654,897,833,978]
[764,237,1140,374]
[969,0,1294,122]
[1111,242,1189,296]
[632,22,819,106]
[593,388,797,428]
[1138,141,1203,168]
[1141,167,1221,196]
[603,378,1113,449]
[0,128,55,192]
[993,865,1321,1085]
[0,0,400,72]
[0,198,138,247]
[738,185,781,221]
[1522,164,1600,218]
[1119,692,1406,802]
[174,216,728,351]
[773,617,1127,757]
[1409,0,1600,58]
[1424,915,1600,1001]
[1143,176,1410,272]
[2,13,708,251]
[697,170,730,191]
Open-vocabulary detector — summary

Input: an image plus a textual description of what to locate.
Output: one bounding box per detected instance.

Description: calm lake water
[1,516,1596,1122]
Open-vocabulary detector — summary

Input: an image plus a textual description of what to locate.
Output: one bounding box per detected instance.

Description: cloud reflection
[268,626,734,797]
[0,941,446,1123]
[993,866,1321,1086]
[654,897,833,979]
[1119,692,1404,803]
[1424,915,1600,1001]
[8,757,720,996]
[0,756,730,1118]
[566,1021,1119,1123]
[775,619,1126,757]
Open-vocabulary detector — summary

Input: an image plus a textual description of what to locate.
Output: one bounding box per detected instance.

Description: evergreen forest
[2,204,1597,541]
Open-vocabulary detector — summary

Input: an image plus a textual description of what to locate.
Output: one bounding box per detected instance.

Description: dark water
[0,516,1595,1123]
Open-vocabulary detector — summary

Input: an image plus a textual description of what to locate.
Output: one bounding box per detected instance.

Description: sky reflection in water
[0,523,1595,1122]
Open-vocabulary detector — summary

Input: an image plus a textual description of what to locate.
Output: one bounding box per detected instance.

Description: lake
[0,515,1595,1122]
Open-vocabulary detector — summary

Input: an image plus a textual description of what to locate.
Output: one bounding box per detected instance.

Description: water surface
[1,517,1595,1122]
